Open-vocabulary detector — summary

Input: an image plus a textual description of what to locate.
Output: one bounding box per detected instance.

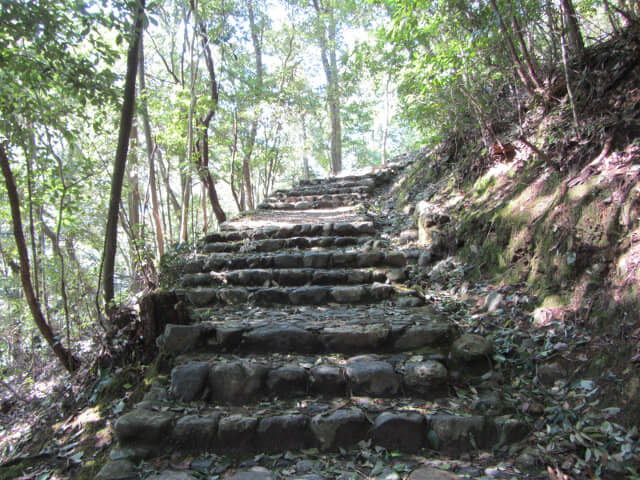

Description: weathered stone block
[403,361,448,396]
[330,286,367,304]
[218,415,258,451]
[320,324,389,352]
[171,361,209,402]
[311,408,370,450]
[346,361,400,397]
[209,361,268,404]
[255,415,315,452]
[309,365,347,396]
[290,286,330,305]
[267,366,308,397]
[242,325,320,353]
[173,414,220,450]
[372,411,425,452]
[115,409,175,446]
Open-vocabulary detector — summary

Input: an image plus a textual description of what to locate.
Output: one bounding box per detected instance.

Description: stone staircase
[97,168,528,480]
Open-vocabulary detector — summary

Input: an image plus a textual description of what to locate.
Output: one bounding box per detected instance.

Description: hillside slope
[374,29,639,479]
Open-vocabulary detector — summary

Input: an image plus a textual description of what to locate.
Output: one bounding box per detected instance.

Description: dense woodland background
[1,0,639,445]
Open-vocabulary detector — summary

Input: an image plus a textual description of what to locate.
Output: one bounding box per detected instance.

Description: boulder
[267,366,308,397]
[242,325,320,353]
[309,365,347,396]
[171,361,209,402]
[330,286,367,304]
[115,409,175,446]
[290,286,330,305]
[160,324,201,354]
[403,361,448,396]
[209,361,268,404]
[228,467,275,480]
[255,415,316,452]
[173,414,220,450]
[428,414,487,455]
[394,323,452,351]
[372,411,426,452]
[451,334,493,375]
[95,459,137,480]
[346,361,401,397]
[320,324,389,352]
[217,414,258,450]
[310,408,370,450]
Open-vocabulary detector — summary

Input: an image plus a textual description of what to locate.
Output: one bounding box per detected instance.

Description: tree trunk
[103,0,145,311]
[559,0,585,60]
[312,0,342,175]
[138,34,165,257]
[487,0,538,96]
[0,144,79,373]
[191,0,227,225]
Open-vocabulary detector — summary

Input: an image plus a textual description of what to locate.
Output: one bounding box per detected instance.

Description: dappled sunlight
[223,205,366,230]
[505,170,558,223]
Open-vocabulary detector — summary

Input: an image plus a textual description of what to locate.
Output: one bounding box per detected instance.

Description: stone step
[297,173,382,187]
[200,235,370,254]
[203,221,375,243]
[169,353,453,404]
[283,177,376,191]
[177,249,406,277]
[282,184,373,197]
[179,283,422,308]
[114,402,527,458]
[180,267,407,288]
[268,192,366,203]
[157,312,468,356]
[219,205,369,232]
[256,198,358,211]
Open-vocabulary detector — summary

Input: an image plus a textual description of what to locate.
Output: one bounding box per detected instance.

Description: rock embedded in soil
[451,334,493,374]
[146,472,199,480]
[95,459,138,480]
[393,322,452,351]
[309,364,347,395]
[266,365,308,397]
[228,467,276,480]
[407,466,462,480]
[310,407,370,450]
[320,324,389,352]
[346,360,401,396]
[241,325,320,353]
[371,411,426,452]
[173,414,220,450]
[429,414,487,455]
[161,324,201,354]
[217,414,258,451]
[403,360,448,396]
[209,360,268,404]
[255,414,316,452]
[115,409,176,446]
[171,361,209,402]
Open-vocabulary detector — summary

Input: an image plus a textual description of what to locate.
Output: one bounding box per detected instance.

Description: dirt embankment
[392,30,640,428]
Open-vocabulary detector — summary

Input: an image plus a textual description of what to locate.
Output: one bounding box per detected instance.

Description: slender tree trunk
[0,144,79,373]
[487,0,538,96]
[190,0,227,224]
[312,0,342,175]
[179,168,191,242]
[241,0,264,210]
[559,0,584,60]
[102,0,145,310]
[138,35,165,257]
[25,134,40,300]
[382,74,391,165]
[243,120,257,210]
